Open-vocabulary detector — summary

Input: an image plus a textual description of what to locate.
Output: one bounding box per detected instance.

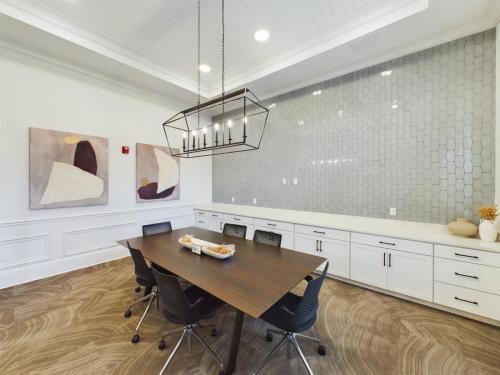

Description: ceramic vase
[479,219,498,242]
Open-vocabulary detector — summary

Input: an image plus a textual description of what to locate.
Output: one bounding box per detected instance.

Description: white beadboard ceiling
[0,0,499,104]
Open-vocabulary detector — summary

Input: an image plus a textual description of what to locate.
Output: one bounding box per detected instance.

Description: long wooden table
[119,227,326,374]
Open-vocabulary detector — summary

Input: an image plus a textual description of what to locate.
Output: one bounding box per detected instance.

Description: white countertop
[195,203,500,254]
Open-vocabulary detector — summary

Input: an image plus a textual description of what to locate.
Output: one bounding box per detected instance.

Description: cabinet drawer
[254,226,294,250]
[434,258,500,295]
[434,245,500,267]
[351,232,433,256]
[194,210,209,217]
[223,214,254,225]
[434,281,500,321]
[207,212,223,219]
[195,218,209,229]
[295,224,349,241]
[254,218,294,232]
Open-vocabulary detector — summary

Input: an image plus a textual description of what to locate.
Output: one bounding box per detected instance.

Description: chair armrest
[190,296,206,308]
[304,275,313,283]
[279,304,295,316]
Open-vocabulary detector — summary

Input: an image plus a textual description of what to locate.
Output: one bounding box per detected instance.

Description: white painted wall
[496,23,500,205]
[0,46,212,288]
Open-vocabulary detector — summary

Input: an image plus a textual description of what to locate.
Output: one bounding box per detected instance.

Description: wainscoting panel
[64,222,138,256]
[0,203,198,288]
[0,234,49,269]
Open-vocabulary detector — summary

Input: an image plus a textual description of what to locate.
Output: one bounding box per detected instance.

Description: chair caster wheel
[211,328,217,337]
[124,310,132,318]
[135,286,141,293]
[318,345,326,356]
[158,339,166,350]
[266,332,273,342]
[131,334,140,344]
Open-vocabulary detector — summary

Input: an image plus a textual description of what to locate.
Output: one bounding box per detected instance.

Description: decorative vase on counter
[479,219,498,242]
[447,218,478,238]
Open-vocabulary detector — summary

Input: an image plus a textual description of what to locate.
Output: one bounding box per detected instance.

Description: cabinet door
[209,219,224,233]
[350,243,387,289]
[195,217,209,230]
[318,238,350,278]
[387,250,433,302]
[294,234,321,256]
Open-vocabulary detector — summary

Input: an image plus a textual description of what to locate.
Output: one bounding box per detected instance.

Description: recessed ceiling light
[312,90,322,96]
[199,64,211,73]
[254,29,270,42]
[268,103,276,109]
[381,70,392,77]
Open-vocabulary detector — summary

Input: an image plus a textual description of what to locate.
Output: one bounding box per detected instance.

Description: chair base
[252,329,325,375]
[124,287,159,343]
[158,323,223,375]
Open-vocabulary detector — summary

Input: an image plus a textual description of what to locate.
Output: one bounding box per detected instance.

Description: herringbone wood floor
[1,257,500,375]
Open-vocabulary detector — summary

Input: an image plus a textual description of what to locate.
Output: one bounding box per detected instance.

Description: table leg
[224,309,244,375]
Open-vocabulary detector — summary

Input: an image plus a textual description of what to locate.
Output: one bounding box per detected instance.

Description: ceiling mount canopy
[162,0,269,158]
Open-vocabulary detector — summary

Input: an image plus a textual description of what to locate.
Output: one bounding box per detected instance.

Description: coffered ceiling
[1,0,499,104]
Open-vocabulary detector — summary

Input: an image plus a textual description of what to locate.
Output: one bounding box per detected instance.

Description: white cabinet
[209,219,224,233]
[351,243,433,301]
[294,233,349,278]
[351,243,387,289]
[387,250,433,301]
[194,217,209,230]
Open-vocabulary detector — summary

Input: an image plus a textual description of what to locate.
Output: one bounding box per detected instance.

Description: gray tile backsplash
[212,30,496,224]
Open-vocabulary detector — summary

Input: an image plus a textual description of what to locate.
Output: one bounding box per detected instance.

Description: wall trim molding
[0,201,204,227]
[63,222,138,257]
[0,233,50,270]
[0,244,128,289]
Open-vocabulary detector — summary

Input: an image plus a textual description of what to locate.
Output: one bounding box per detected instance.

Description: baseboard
[0,244,129,289]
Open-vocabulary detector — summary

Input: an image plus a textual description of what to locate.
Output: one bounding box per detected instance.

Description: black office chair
[252,262,329,375]
[134,221,172,294]
[124,241,159,344]
[142,221,172,236]
[223,223,247,238]
[253,229,282,248]
[152,267,224,375]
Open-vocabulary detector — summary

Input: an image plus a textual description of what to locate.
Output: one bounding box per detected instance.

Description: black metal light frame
[162,88,269,158]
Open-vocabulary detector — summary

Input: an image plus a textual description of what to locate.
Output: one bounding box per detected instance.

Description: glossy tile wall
[212,30,496,224]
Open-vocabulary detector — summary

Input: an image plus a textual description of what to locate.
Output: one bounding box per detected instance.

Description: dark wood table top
[118,227,326,318]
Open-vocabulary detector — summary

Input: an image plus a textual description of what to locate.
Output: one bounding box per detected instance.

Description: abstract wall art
[136,143,180,202]
[29,127,109,209]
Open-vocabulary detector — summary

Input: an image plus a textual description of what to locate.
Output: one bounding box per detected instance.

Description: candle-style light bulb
[243,117,248,143]
[227,120,232,144]
[182,132,186,152]
[202,127,207,148]
[214,123,220,146]
[192,130,197,150]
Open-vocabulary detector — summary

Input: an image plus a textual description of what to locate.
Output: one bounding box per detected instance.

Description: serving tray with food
[178,235,235,259]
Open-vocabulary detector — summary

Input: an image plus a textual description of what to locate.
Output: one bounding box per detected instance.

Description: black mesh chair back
[127,241,156,287]
[253,230,282,248]
[142,221,172,236]
[292,262,329,331]
[223,223,247,239]
[152,267,202,325]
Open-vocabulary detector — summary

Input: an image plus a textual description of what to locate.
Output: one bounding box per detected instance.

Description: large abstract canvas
[29,128,109,209]
[136,143,180,202]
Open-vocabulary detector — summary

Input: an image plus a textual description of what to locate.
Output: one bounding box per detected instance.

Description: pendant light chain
[197,0,201,130]
[221,0,225,98]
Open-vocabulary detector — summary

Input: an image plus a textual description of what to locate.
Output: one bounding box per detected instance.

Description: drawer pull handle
[313,230,326,235]
[198,220,205,224]
[379,241,396,246]
[316,240,319,252]
[212,214,218,217]
[198,212,205,215]
[319,240,323,252]
[454,252,479,259]
[454,296,478,305]
[454,272,479,280]
[267,223,277,227]
[383,253,386,267]
[388,253,392,267]
[233,218,240,221]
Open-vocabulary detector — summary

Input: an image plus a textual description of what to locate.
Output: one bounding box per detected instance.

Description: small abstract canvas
[29,127,109,209]
[136,143,180,202]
